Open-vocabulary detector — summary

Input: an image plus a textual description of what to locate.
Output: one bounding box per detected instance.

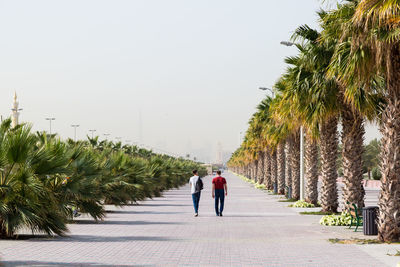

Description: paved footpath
[0,172,395,266]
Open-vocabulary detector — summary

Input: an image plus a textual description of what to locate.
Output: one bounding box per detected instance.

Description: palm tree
[289,24,340,212]
[257,98,274,189]
[324,0,400,242]
[277,54,319,203]
[321,2,384,213]
[0,121,68,237]
[268,84,302,198]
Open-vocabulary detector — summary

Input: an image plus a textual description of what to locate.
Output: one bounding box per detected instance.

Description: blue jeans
[192,191,201,213]
[215,189,225,215]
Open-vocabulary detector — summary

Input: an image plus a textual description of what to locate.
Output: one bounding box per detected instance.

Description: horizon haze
[0,0,380,163]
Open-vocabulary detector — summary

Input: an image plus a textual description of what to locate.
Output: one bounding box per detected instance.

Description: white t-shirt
[189,175,200,194]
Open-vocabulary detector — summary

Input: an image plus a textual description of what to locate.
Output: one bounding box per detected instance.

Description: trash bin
[363,206,378,235]
[273,183,277,194]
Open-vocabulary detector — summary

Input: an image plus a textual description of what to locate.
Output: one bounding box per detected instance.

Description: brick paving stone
[0,172,392,266]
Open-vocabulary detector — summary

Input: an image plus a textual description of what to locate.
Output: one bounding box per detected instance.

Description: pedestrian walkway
[0,172,391,266]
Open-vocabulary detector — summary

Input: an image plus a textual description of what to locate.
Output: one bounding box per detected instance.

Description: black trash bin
[363,206,378,235]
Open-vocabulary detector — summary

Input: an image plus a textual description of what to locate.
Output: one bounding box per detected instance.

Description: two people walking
[189,170,227,217]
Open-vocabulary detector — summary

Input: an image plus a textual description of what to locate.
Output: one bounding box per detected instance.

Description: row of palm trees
[0,118,206,238]
[228,0,400,242]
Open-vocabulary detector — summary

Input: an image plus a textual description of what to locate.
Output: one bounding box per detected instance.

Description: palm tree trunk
[277,142,286,194]
[292,131,300,200]
[0,219,7,238]
[253,160,258,182]
[341,104,365,212]
[285,138,292,198]
[320,117,339,213]
[378,47,400,242]
[305,132,319,205]
[258,151,265,184]
[271,150,277,193]
[264,150,272,190]
[250,161,254,180]
[249,162,252,179]
[250,161,257,181]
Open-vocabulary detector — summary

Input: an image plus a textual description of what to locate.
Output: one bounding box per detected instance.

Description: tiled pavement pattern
[0,172,391,266]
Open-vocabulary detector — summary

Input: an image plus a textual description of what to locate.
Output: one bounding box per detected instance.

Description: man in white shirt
[189,169,201,217]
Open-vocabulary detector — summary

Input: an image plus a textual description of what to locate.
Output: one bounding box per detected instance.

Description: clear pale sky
[0,0,380,163]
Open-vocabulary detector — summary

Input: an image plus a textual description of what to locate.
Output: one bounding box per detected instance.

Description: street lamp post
[300,126,305,200]
[280,39,305,200]
[45,118,56,135]
[71,124,80,141]
[280,41,294,47]
[259,87,275,97]
[89,129,96,139]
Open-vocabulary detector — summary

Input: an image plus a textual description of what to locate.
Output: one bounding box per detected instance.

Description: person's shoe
[219,213,223,217]
[216,213,219,216]
[194,213,198,217]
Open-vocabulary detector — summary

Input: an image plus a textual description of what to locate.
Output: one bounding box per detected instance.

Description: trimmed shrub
[319,212,358,226]
[289,200,315,208]
[255,183,266,190]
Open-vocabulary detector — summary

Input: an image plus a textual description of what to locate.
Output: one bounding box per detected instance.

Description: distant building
[216,142,223,165]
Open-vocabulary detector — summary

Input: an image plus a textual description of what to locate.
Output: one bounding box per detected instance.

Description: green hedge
[0,119,206,238]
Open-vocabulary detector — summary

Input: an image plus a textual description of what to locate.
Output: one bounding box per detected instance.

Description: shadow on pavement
[2,261,151,266]
[122,203,189,207]
[70,220,184,225]
[30,235,181,243]
[162,193,191,196]
[136,203,190,207]
[105,210,185,215]
[222,215,289,218]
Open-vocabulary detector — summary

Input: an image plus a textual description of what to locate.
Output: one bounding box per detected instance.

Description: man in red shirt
[212,170,228,216]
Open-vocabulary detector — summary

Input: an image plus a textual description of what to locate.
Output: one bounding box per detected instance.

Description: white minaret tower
[11,92,22,127]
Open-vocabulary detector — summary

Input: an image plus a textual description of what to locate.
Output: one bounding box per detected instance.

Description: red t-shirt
[212,176,226,189]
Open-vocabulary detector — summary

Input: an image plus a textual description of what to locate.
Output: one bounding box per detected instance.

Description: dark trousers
[215,189,225,215]
[192,191,201,213]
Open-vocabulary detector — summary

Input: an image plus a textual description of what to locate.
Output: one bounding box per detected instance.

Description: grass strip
[300,211,339,215]
[278,198,297,202]
[328,238,382,245]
